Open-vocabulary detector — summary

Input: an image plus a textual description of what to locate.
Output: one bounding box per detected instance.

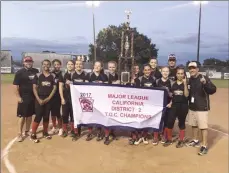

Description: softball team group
[14,54,216,156]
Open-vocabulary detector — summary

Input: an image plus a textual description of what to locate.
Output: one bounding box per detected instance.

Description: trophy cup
[118,10,135,85]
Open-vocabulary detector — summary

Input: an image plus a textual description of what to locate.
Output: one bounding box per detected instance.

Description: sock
[163,128,168,139]
[132,132,137,140]
[167,129,173,141]
[32,122,39,134]
[70,122,74,131]
[57,118,62,128]
[105,128,110,137]
[62,123,67,132]
[154,132,159,140]
[43,121,49,133]
[179,130,185,141]
[51,116,57,128]
[142,131,147,138]
[74,128,78,135]
[88,127,92,134]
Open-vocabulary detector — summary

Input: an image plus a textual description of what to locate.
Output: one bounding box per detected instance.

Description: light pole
[193,1,208,63]
[85,1,101,62]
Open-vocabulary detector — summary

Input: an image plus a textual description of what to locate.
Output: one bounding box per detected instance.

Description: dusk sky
[1,1,228,64]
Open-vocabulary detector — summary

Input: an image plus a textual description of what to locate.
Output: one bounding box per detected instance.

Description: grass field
[1,74,228,88]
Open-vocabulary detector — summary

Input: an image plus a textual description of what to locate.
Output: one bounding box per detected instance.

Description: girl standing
[163,67,189,148]
[86,61,108,141]
[59,60,76,138]
[153,66,173,145]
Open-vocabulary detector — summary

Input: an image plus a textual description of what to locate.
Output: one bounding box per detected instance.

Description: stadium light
[85,1,101,62]
[193,1,209,63]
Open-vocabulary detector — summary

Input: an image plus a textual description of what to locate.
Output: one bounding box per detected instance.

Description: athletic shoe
[163,140,173,147]
[86,134,93,141]
[58,128,63,136]
[134,138,143,145]
[104,137,110,145]
[198,146,208,156]
[30,134,40,143]
[50,127,59,135]
[176,140,184,148]
[43,132,52,140]
[17,134,23,142]
[143,137,149,145]
[96,133,104,141]
[186,140,200,147]
[109,133,117,140]
[72,134,80,142]
[160,137,166,144]
[128,138,136,145]
[152,139,159,146]
[61,131,68,138]
[70,130,75,137]
[24,131,30,137]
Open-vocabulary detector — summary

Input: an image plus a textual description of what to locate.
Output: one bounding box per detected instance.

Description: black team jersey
[135,76,156,88]
[169,67,177,81]
[107,73,119,84]
[13,68,39,99]
[32,73,56,97]
[171,82,188,104]
[88,72,108,83]
[156,78,173,103]
[52,70,62,99]
[59,72,72,100]
[150,68,162,79]
[72,71,88,83]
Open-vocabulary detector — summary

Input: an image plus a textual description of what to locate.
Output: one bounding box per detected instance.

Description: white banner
[224,73,229,80]
[1,67,11,74]
[206,71,222,79]
[71,84,165,129]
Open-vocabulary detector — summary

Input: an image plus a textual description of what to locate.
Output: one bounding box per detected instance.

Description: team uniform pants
[50,96,62,128]
[153,108,170,140]
[166,103,188,141]
[62,99,80,134]
[32,96,51,134]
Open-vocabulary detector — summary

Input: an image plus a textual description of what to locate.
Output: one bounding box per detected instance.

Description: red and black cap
[23,56,34,62]
[168,54,176,61]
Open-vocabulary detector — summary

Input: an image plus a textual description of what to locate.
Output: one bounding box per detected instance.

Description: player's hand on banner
[166,102,172,108]
[66,80,72,85]
[17,97,23,103]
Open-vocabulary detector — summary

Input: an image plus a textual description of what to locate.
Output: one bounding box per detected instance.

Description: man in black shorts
[50,59,62,135]
[13,56,39,142]
[30,59,57,143]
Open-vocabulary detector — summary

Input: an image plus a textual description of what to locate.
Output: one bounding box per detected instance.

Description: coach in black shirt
[13,56,39,142]
[186,61,216,156]
[168,54,177,81]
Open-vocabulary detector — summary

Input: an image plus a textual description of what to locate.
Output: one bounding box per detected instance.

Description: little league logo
[79,97,94,112]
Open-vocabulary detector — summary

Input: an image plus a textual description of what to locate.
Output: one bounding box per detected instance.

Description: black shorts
[35,100,51,120]
[50,97,61,118]
[17,98,35,118]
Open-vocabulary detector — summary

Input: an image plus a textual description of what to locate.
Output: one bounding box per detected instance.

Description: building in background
[1,50,12,74]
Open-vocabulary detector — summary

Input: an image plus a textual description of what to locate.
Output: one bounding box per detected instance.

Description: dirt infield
[1,84,228,173]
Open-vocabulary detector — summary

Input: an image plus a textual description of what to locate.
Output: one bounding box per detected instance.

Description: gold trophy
[118,10,135,85]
